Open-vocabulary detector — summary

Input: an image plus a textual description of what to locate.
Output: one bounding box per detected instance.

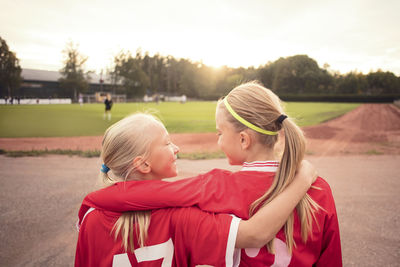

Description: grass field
[0,102,359,138]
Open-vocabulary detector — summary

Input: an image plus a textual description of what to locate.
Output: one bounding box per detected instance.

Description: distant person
[76,113,316,266]
[84,81,342,266]
[9,97,13,105]
[104,94,113,121]
[78,94,83,106]
[154,94,160,104]
[17,96,20,104]
[181,94,187,104]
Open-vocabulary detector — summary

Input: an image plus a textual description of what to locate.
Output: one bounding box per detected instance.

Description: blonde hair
[219,81,320,254]
[100,113,164,252]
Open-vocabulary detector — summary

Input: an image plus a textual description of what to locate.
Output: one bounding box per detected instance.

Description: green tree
[366,70,400,95]
[335,72,367,94]
[259,55,334,94]
[194,63,217,99]
[111,50,149,98]
[59,41,90,100]
[0,36,22,98]
[149,53,167,94]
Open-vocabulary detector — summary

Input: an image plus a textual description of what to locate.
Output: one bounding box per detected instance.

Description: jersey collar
[241,161,279,172]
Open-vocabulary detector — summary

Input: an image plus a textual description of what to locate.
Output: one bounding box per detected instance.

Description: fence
[0,98,72,104]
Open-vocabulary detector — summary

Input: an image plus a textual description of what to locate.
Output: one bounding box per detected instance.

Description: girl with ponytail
[80,81,342,266]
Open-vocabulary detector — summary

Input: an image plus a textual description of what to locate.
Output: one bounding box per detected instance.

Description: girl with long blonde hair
[76,112,317,266]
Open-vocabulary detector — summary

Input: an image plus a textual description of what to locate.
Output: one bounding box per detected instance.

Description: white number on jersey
[112,238,174,267]
[244,237,291,266]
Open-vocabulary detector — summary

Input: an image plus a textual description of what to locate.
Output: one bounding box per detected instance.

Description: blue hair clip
[101,163,110,173]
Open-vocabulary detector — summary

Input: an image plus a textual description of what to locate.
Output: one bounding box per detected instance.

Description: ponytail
[221,81,321,254]
[249,117,320,253]
[112,211,151,251]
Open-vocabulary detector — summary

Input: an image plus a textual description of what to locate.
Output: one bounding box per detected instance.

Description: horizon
[1,0,399,76]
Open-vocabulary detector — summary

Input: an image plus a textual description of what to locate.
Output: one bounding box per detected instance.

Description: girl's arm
[236,160,317,248]
[82,160,316,218]
[82,174,208,211]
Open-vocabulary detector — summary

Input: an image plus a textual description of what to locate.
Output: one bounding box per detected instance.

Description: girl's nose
[173,143,180,154]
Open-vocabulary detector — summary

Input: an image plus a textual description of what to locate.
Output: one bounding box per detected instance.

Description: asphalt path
[0,155,399,266]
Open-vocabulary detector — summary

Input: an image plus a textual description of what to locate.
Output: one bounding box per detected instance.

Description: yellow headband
[223,97,278,136]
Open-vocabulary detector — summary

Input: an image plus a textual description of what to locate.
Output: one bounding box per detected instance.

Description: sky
[1,0,399,75]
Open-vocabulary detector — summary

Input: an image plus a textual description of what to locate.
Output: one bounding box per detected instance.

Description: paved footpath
[0,155,399,266]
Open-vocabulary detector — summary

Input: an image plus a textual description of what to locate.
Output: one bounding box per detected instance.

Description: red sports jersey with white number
[81,161,342,266]
[75,206,240,267]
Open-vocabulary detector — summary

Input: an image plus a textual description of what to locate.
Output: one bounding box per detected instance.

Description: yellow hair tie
[223,97,278,136]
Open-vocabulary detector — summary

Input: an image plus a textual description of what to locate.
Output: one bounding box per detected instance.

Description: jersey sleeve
[172,207,240,266]
[81,169,250,218]
[315,191,343,266]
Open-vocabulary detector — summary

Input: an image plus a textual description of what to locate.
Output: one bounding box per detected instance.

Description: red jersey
[76,206,240,266]
[81,161,342,266]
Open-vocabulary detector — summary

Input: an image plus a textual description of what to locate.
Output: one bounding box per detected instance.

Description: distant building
[18,69,125,102]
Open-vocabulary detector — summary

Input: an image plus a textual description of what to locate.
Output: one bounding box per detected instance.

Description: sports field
[0,102,359,137]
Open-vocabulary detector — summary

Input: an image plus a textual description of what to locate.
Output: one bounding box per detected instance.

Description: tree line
[1,37,399,100]
[115,51,399,99]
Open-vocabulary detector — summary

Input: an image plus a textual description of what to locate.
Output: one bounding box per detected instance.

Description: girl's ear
[132,156,151,174]
[239,130,251,150]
